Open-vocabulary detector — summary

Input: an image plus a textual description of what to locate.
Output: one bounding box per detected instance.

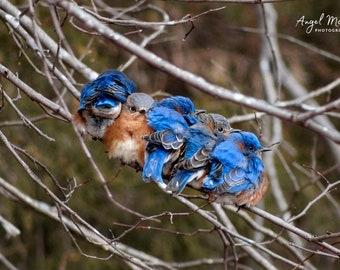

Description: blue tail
[201,175,224,191]
[167,170,201,194]
[142,148,168,184]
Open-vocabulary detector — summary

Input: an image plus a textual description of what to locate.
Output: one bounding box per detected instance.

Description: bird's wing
[167,169,206,194]
[176,146,211,171]
[144,130,184,150]
[142,148,168,184]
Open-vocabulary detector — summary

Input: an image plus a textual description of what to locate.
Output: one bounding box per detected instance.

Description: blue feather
[142,96,199,186]
[78,69,136,112]
[202,131,265,195]
[142,148,168,184]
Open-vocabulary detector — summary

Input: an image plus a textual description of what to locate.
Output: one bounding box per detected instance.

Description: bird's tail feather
[142,149,168,184]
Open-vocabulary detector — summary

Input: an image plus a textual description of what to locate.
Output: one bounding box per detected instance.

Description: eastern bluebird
[201,130,270,207]
[152,95,199,126]
[102,92,155,171]
[74,69,136,140]
[166,113,232,193]
[206,113,232,134]
[195,113,232,137]
[142,96,199,188]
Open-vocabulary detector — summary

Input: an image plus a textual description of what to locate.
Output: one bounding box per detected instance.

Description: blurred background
[0,0,339,269]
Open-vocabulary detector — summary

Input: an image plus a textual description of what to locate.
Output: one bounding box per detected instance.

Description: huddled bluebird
[206,113,232,134]
[167,113,232,193]
[102,92,155,171]
[142,96,199,188]
[201,130,270,207]
[73,68,270,206]
[74,69,136,139]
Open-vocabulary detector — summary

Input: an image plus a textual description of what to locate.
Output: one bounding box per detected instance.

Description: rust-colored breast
[102,110,153,168]
[234,172,269,207]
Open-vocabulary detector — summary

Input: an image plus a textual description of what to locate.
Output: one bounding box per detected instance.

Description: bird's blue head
[158,96,196,114]
[157,96,198,125]
[95,69,136,101]
[230,131,264,157]
[78,70,136,112]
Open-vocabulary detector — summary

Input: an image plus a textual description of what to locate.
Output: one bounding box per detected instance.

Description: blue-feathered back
[202,131,265,194]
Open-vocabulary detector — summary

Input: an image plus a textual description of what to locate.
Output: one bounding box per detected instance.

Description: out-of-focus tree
[0,0,339,269]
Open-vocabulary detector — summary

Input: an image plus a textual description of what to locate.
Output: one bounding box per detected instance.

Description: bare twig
[277,78,340,107]
[0,177,174,270]
[72,123,152,219]
[244,206,340,256]
[0,215,20,238]
[0,64,72,121]
[0,252,18,270]
[3,91,55,141]
[288,180,340,223]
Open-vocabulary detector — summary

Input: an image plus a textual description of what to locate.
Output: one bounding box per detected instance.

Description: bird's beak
[230,129,242,134]
[260,141,280,152]
[222,128,237,136]
[194,109,206,115]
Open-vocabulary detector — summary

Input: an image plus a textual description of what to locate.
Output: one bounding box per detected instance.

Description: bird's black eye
[217,127,224,133]
[249,146,255,151]
[130,106,137,112]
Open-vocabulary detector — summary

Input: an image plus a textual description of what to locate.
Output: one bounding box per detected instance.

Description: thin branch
[213,203,312,269]
[173,194,297,270]
[0,115,51,127]
[84,3,225,28]
[3,91,55,142]
[112,220,213,240]
[0,215,20,238]
[288,180,340,223]
[120,4,169,71]
[0,177,174,270]
[289,242,340,259]
[276,78,340,107]
[0,0,97,80]
[244,206,340,256]
[0,252,18,270]
[227,26,340,64]
[293,98,340,122]
[222,205,318,270]
[0,64,72,121]
[312,232,340,242]
[71,123,152,220]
